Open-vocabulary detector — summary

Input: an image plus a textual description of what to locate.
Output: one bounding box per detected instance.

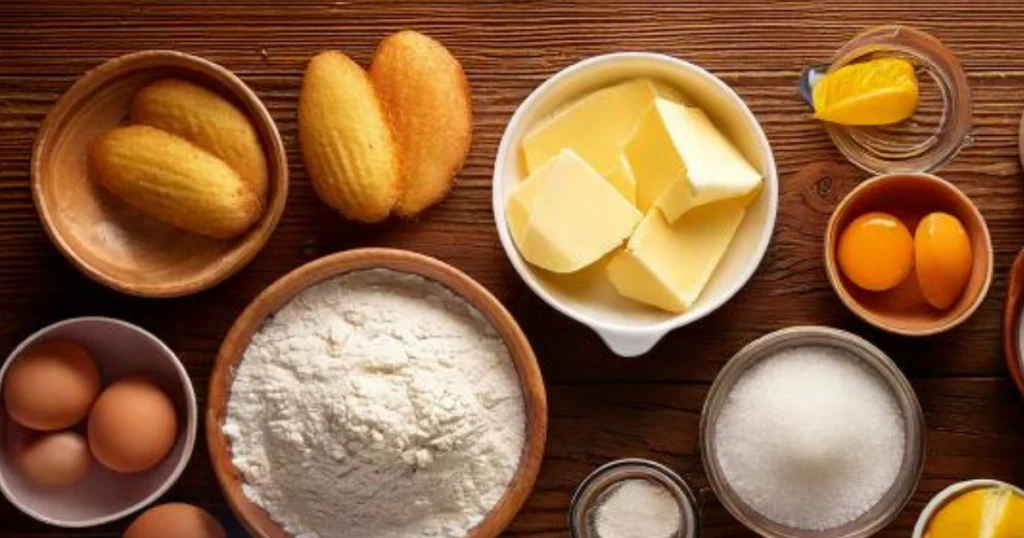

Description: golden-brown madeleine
[90,125,262,239]
[370,30,472,217]
[299,51,402,223]
[132,78,269,202]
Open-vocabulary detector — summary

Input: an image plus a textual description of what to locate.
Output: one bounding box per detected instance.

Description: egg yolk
[915,212,972,310]
[837,212,913,291]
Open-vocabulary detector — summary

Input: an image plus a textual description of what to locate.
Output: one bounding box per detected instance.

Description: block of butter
[607,201,745,312]
[626,98,762,220]
[507,150,642,273]
[521,79,682,204]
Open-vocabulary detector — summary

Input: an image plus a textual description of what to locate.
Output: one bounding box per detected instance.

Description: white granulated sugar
[224,269,526,538]
[714,345,905,531]
[594,479,681,538]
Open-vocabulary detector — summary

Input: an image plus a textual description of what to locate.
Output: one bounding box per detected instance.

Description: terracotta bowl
[206,248,548,538]
[825,173,992,336]
[1001,248,1024,397]
[32,50,288,298]
[0,317,197,527]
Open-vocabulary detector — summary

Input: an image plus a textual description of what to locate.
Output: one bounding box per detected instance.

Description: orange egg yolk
[915,212,972,310]
[837,212,913,292]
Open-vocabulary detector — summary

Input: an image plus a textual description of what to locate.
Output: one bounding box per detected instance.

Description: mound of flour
[224,269,526,538]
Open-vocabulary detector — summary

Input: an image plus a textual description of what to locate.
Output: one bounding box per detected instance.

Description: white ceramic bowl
[0,317,197,527]
[912,479,1024,538]
[492,53,778,356]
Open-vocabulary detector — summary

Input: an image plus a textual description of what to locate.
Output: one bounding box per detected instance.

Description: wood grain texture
[2,1,1024,536]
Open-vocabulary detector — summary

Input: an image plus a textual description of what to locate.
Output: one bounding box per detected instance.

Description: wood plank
[2,1,1024,536]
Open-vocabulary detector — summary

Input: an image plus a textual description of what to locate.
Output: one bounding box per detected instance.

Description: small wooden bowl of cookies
[32,50,288,298]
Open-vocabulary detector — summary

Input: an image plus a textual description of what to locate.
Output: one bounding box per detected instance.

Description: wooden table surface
[3,1,1024,536]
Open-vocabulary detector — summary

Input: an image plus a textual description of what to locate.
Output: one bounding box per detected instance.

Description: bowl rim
[824,172,993,336]
[700,325,926,538]
[567,458,699,538]
[491,51,779,356]
[0,316,198,528]
[31,49,289,298]
[911,479,1024,538]
[1001,248,1024,398]
[205,248,548,538]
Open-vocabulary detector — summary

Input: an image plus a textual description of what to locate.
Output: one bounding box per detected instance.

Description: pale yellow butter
[604,153,637,205]
[521,78,681,202]
[607,201,745,312]
[507,150,642,273]
[625,98,762,220]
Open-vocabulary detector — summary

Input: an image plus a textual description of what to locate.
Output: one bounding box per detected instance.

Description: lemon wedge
[812,58,919,126]
[926,489,989,538]
[926,486,1024,538]
[992,492,1024,538]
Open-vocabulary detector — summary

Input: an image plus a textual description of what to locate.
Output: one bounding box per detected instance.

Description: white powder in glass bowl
[223,269,526,538]
[714,345,905,530]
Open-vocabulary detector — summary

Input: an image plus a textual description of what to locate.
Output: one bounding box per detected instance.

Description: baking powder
[223,269,526,538]
[594,479,682,538]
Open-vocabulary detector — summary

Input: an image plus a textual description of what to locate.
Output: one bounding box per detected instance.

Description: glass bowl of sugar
[700,325,925,538]
[568,458,697,538]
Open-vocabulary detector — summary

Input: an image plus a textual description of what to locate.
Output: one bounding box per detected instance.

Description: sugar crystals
[713,345,905,530]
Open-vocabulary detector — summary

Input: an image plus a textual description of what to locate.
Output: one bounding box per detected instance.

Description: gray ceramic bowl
[0,317,197,527]
[700,326,925,538]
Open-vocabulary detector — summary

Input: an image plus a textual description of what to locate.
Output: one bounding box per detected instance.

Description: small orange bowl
[32,50,288,298]
[825,173,992,336]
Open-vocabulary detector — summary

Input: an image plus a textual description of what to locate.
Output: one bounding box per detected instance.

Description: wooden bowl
[206,248,548,538]
[825,173,992,336]
[32,50,288,298]
[1001,248,1024,397]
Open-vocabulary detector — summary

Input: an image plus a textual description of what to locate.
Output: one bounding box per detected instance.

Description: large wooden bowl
[206,248,548,538]
[32,50,288,298]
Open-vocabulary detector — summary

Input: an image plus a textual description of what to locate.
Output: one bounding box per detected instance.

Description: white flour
[224,269,526,538]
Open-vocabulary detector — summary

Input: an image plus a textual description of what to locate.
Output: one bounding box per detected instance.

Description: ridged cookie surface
[370,30,472,217]
[131,78,269,202]
[299,51,402,222]
[90,125,262,239]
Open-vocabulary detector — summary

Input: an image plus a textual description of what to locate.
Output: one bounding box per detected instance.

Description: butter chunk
[604,153,637,205]
[522,78,681,190]
[507,150,642,273]
[607,201,745,312]
[625,98,762,220]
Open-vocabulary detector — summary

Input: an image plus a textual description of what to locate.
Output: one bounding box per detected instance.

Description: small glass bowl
[805,25,972,174]
[700,326,926,538]
[569,459,698,538]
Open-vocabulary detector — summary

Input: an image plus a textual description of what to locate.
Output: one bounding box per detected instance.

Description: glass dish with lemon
[801,25,972,174]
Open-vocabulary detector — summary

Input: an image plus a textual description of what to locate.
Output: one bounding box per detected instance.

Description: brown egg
[88,377,177,473]
[3,340,101,431]
[123,503,225,538]
[18,430,92,487]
